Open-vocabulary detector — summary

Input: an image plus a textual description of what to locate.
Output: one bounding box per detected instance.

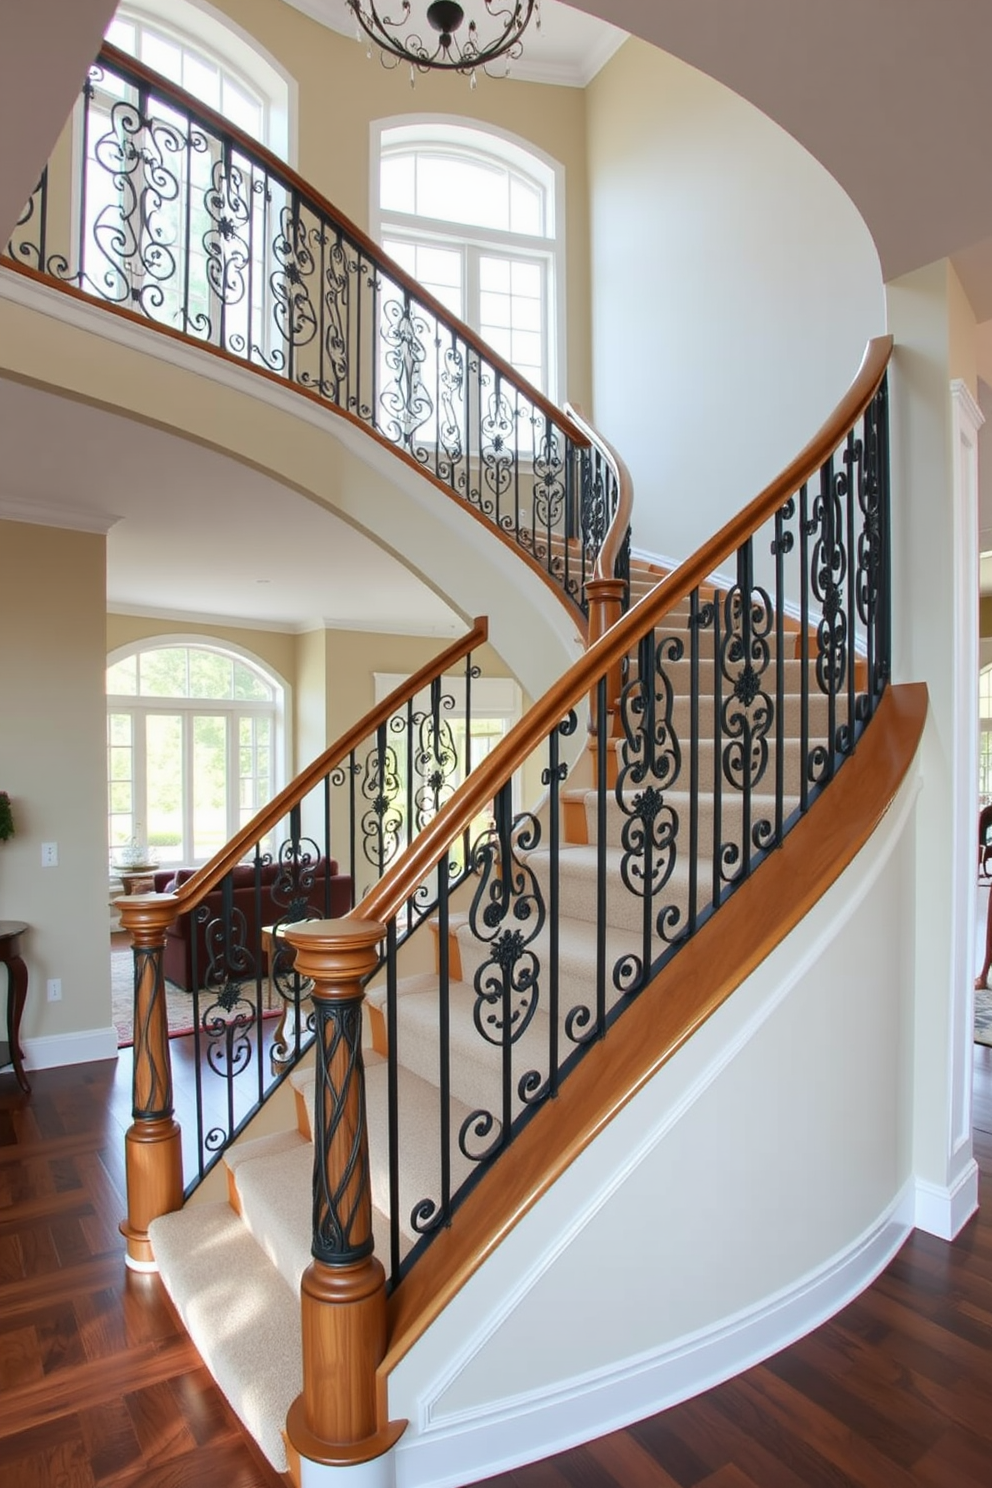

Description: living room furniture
[151,859,352,992]
[0,920,30,1094]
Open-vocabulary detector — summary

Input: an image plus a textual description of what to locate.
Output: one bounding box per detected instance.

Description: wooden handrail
[357,335,893,930]
[167,617,488,910]
[88,42,589,452]
[564,402,634,586]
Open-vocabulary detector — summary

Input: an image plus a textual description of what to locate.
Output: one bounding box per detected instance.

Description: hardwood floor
[1,1046,989,1487]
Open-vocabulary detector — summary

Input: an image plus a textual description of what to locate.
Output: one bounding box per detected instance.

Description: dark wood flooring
[1,1043,990,1488]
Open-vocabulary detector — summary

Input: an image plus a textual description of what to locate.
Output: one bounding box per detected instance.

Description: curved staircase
[0,43,917,1488]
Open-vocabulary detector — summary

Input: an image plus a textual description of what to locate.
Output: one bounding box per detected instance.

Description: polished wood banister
[86,42,589,451]
[564,402,634,585]
[358,336,894,930]
[165,617,488,910]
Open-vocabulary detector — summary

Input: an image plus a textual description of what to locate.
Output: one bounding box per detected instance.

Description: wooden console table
[0,920,30,1094]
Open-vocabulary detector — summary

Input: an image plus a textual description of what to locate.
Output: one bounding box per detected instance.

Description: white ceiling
[0,377,462,636]
[281,0,627,87]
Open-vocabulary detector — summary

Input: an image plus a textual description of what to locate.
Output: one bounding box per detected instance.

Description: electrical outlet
[47,978,62,1002]
[41,842,59,867]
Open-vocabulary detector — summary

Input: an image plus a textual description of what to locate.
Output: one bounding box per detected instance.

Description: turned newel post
[284,919,407,1472]
[117,894,185,1271]
[585,576,627,774]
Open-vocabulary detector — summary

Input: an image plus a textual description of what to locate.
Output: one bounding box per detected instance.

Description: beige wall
[0,519,113,1060]
[586,37,885,565]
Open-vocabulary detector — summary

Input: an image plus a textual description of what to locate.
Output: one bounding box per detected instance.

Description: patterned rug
[111,949,285,1048]
[111,949,196,1046]
[976,987,992,1048]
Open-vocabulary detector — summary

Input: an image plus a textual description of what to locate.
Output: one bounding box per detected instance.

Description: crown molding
[0,495,121,534]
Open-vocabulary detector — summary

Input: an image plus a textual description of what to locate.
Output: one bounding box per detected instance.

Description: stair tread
[148,1202,300,1474]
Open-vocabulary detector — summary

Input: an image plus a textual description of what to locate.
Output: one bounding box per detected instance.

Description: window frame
[107,637,289,870]
[370,116,566,403]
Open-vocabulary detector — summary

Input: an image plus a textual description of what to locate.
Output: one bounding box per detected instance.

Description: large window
[107,1,293,157]
[107,642,286,869]
[980,665,992,807]
[373,120,564,399]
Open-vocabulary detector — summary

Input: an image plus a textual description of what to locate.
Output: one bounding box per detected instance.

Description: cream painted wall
[585,38,885,565]
[188,0,593,408]
[0,519,114,1060]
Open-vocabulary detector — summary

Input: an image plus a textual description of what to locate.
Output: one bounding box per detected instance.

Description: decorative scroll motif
[533,419,567,531]
[436,339,465,477]
[380,293,433,445]
[480,382,516,507]
[856,390,888,695]
[311,997,373,1265]
[298,232,350,399]
[269,204,318,367]
[811,460,849,701]
[413,686,459,829]
[361,731,404,875]
[81,90,199,315]
[131,945,174,1121]
[580,447,608,557]
[197,881,257,1152]
[268,837,325,1064]
[456,804,545,1166]
[718,551,775,878]
[612,630,683,994]
[200,153,254,343]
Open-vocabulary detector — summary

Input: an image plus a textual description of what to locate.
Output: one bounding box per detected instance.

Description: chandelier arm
[347,0,536,75]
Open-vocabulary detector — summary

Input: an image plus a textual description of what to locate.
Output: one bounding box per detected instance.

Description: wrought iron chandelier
[347,0,539,79]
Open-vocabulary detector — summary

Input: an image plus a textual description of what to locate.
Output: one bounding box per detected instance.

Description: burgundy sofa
[152,857,352,991]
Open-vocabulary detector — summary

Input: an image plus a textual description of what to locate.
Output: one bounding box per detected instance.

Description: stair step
[371,971,554,1117]
[148,1201,301,1475]
[563,787,800,849]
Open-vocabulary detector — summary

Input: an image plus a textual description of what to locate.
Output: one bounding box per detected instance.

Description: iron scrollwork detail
[612,628,684,994]
[456,806,546,1165]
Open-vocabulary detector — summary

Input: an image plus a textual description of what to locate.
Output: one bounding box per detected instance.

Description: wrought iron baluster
[688,587,700,933]
[845,428,858,751]
[386,918,400,1286]
[799,482,811,814]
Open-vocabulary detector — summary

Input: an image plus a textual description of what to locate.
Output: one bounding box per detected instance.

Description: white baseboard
[915,1160,980,1240]
[23,1026,119,1070]
[394,1181,916,1488]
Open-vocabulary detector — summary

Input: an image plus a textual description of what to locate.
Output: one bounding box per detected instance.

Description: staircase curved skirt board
[383,749,925,1488]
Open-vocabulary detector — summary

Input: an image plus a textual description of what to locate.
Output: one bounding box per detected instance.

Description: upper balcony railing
[4,42,626,622]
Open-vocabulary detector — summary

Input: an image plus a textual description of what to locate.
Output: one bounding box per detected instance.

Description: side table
[118,868,158,895]
[0,920,30,1094]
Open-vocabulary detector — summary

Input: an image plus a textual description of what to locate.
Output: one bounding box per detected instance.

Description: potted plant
[0,792,13,844]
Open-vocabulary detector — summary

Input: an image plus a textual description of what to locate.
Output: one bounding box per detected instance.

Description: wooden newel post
[585,576,626,735]
[117,894,184,1271]
[284,919,407,1472]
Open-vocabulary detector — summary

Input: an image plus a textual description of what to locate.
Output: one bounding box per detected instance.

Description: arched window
[372,119,564,398]
[107,0,294,158]
[107,640,287,869]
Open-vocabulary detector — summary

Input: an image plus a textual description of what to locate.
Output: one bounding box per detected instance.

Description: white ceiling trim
[0,495,121,534]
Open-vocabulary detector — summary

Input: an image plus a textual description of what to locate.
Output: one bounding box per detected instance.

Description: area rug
[111,949,288,1048]
[976,988,992,1048]
[111,949,196,1046]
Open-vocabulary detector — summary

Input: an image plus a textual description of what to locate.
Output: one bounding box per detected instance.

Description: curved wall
[587,39,886,565]
[386,747,922,1488]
